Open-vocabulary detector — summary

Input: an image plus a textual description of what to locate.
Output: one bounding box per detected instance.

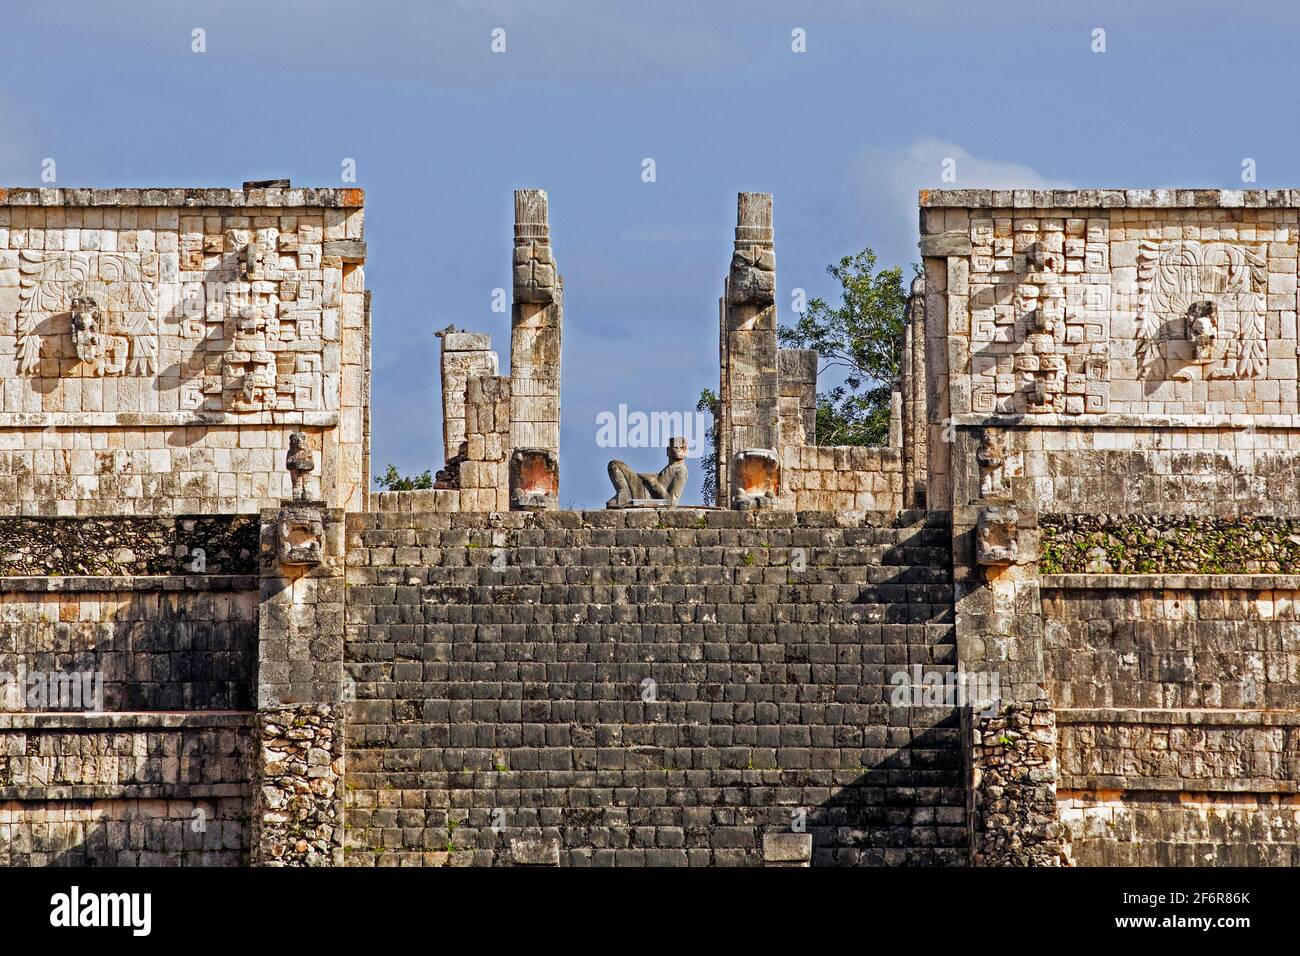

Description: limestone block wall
[779,444,903,513]
[0,512,264,867]
[0,185,370,515]
[341,508,964,866]
[1037,576,1300,864]
[0,712,252,866]
[1042,581,1300,709]
[0,577,257,712]
[1058,709,1300,866]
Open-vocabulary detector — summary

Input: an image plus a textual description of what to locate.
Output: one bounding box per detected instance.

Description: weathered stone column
[901,275,928,509]
[460,374,513,512]
[251,490,346,866]
[509,189,562,508]
[436,329,499,465]
[720,192,780,509]
[950,422,1064,865]
[777,348,817,448]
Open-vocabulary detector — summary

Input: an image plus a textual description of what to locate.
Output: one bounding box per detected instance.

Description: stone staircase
[342,507,964,866]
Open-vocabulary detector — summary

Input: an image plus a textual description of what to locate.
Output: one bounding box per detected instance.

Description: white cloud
[855,138,1068,261]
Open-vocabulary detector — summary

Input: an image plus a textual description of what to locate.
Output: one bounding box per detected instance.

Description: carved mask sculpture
[68,294,105,368]
[1187,301,1218,361]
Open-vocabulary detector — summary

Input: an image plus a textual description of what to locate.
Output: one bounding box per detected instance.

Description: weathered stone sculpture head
[728,193,775,307]
[275,505,324,568]
[69,294,104,367]
[1187,300,1218,361]
[976,506,1022,566]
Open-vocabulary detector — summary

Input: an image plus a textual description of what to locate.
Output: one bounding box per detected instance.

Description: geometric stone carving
[606,437,689,508]
[275,505,324,568]
[975,506,1023,566]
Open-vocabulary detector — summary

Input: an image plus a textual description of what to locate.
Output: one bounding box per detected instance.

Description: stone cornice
[920,188,1300,209]
[0,186,364,208]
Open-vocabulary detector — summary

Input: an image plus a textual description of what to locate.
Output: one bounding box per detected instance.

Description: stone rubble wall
[342,508,964,866]
[0,514,257,575]
[1040,513,1300,574]
[966,701,1066,866]
[250,704,343,867]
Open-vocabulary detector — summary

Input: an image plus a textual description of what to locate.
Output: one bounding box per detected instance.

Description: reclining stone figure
[606,437,688,508]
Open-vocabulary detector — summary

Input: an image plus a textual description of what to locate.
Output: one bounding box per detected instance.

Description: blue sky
[5,1,1300,505]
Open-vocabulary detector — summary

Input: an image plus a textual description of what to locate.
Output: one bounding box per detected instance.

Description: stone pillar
[510,188,562,508]
[949,419,1064,865]
[252,501,346,865]
[901,275,928,509]
[459,374,512,512]
[720,192,780,509]
[777,348,817,448]
[437,329,499,465]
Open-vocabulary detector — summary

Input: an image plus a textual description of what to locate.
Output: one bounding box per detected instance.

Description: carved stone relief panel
[4,207,341,416]
[969,215,1111,415]
[1135,239,1268,382]
[17,252,160,377]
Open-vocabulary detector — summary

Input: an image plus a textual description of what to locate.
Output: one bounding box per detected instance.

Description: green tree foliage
[695,388,719,505]
[374,464,433,491]
[778,248,910,447]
